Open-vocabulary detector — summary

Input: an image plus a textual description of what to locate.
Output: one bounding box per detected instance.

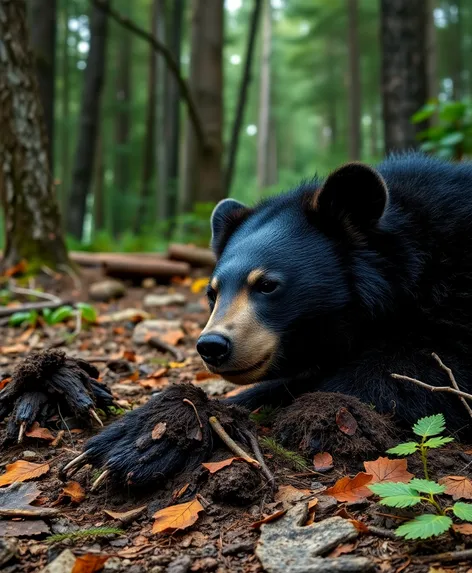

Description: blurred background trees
[3,0,472,263]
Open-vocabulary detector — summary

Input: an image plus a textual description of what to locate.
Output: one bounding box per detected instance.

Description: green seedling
[9,303,98,329]
[369,414,472,540]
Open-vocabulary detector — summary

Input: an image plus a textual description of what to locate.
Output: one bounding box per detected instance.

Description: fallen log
[70,251,166,268]
[104,256,190,279]
[168,244,216,268]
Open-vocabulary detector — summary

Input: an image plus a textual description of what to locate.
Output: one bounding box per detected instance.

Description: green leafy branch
[369,414,472,540]
[9,302,97,329]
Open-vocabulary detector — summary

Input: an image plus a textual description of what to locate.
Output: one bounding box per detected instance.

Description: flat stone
[21,450,38,460]
[99,309,151,324]
[256,503,374,573]
[198,379,237,396]
[132,320,182,345]
[89,279,126,302]
[144,294,187,309]
[166,555,192,573]
[40,549,76,573]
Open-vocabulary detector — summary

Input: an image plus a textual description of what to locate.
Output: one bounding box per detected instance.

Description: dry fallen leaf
[151,422,167,440]
[325,472,373,502]
[25,422,55,442]
[349,519,370,533]
[439,475,472,500]
[305,498,318,525]
[313,452,334,472]
[52,481,85,505]
[147,367,168,379]
[104,505,147,524]
[251,509,287,529]
[71,554,109,573]
[363,457,414,484]
[123,350,137,362]
[4,260,28,277]
[0,482,58,517]
[335,407,358,435]
[172,484,190,501]
[328,542,356,558]
[0,343,28,355]
[152,498,204,534]
[202,458,243,474]
[275,485,313,505]
[0,377,11,390]
[0,519,49,537]
[0,461,50,487]
[160,329,185,346]
[452,523,472,535]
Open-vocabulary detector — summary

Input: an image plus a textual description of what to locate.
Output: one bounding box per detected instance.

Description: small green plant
[46,526,123,544]
[260,436,309,472]
[250,405,279,425]
[369,414,472,540]
[9,303,97,328]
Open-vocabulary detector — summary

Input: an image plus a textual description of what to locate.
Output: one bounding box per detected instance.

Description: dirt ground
[0,268,471,573]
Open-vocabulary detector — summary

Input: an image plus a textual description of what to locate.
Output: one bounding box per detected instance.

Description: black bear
[71,153,472,487]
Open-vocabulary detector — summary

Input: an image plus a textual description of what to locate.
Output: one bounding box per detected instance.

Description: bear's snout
[196,333,232,367]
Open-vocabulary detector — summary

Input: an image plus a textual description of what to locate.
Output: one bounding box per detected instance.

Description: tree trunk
[0,0,69,271]
[452,0,463,100]
[380,0,428,153]
[347,0,361,160]
[180,0,224,212]
[156,0,168,222]
[134,0,158,234]
[257,0,277,190]
[425,0,438,101]
[94,130,105,232]
[225,0,262,193]
[28,0,57,171]
[166,0,184,222]
[60,0,70,213]
[67,1,109,240]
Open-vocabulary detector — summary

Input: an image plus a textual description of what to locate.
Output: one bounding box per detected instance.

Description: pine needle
[260,436,309,471]
[46,526,123,544]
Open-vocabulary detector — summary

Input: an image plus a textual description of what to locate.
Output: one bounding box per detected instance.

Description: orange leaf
[152,498,204,534]
[275,485,313,504]
[139,376,169,389]
[25,422,55,442]
[18,326,35,343]
[0,377,11,390]
[147,367,168,379]
[202,458,243,474]
[363,457,414,484]
[71,554,109,573]
[439,475,472,500]
[335,407,358,435]
[325,472,373,502]
[194,371,220,381]
[0,461,50,487]
[62,481,86,504]
[313,452,334,472]
[452,523,472,535]
[4,260,28,277]
[349,519,370,533]
[172,483,190,500]
[305,498,318,525]
[160,329,185,346]
[251,509,287,529]
[123,350,137,362]
[103,505,147,523]
[328,542,356,558]
[151,422,167,440]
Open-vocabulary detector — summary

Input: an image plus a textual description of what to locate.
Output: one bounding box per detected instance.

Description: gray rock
[143,294,187,309]
[103,557,122,571]
[142,278,157,289]
[256,503,374,573]
[99,309,151,324]
[89,279,126,302]
[132,320,182,345]
[166,555,192,573]
[0,539,17,568]
[198,379,237,396]
[315,495,338,517]
[21,450,38,460]
[40,549,76,573]
[111,383,142,396]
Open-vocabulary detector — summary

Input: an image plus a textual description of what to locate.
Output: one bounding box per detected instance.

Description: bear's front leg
[62,383,253,489]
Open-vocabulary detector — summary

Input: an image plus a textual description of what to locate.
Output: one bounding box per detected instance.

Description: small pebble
[21,450,38,460]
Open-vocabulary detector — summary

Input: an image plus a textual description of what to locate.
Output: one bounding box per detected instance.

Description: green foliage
[9,303,97,329]
[259,436,309,471]
[250,405,279,425]
[44,305,75,325]
[9,310,39,327]
[75,302,98,323]
[396,514,453,540]
[369,414,472,540]
[46,526,123,544]
[412,100,472,160]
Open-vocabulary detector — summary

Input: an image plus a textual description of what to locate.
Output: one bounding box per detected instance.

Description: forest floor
[0,267,471,573]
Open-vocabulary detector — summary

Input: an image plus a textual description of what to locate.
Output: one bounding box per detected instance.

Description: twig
[415,548,472,563]
[147,336,185,363]
[90,0,207,150]
[183,398,203,428]
[431,352,472,418]
[8,285,61,304]
[391,374,472,404]
[0,507,59,518]
[244,429,275,488]
[0,300,67,318]
[209,416,260,468]
[366,525,398,540]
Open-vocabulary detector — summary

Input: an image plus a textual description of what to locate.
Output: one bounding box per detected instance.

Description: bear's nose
[196,333,231,367]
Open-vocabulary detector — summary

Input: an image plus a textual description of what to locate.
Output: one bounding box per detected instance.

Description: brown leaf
[62,481,85,504]
[0,519,49,537]
[18,326,36,343]
[313,452,334,472]
[160,329,185,346]
[335,407,358,435]
[173,484,190,501]
[151,422,167,440]
[0,482,58,517]
[152,498,204,534]
[251,509,287,529]
[452,523,472,535]
[0,461,50,487]
[0,343,28,355]
[439,475,472,500]
[139,376,169,389]
[328,542,356,558]
[4,260,28,277]
[305,498,318,525]
[71,554,109,573]
[104,505,147,524]
[147,367,168,379]
[0,377,11,390]
[202,458,243,474]
[325,472,373,502]
[363,457,414,484]
[25,422,55,442]
[123,350,137,362]
[349,519,370,533]
[275,485,313,505]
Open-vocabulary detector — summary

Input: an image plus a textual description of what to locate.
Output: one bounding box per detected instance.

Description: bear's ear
[210,199,252,257]
[311,162,388,236]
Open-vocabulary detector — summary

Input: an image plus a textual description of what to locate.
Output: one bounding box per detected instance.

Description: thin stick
[91,469,110,492]
[391,374,472,402]
[209,416,260,468]
[244,429,275,488]
[0,300,67,318]
[8,285,61,304]
[183,399,203,428]
[90,409,104,427]
[61,451,89,474]
[431,352,472,418]
[415,548,472,563]
[366,525,398,540]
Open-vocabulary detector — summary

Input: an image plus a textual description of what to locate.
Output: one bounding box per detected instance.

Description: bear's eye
[254,278,279,295]
[207,286,217,304]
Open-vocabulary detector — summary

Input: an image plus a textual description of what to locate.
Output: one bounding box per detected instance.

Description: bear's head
[196,162,390,384]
